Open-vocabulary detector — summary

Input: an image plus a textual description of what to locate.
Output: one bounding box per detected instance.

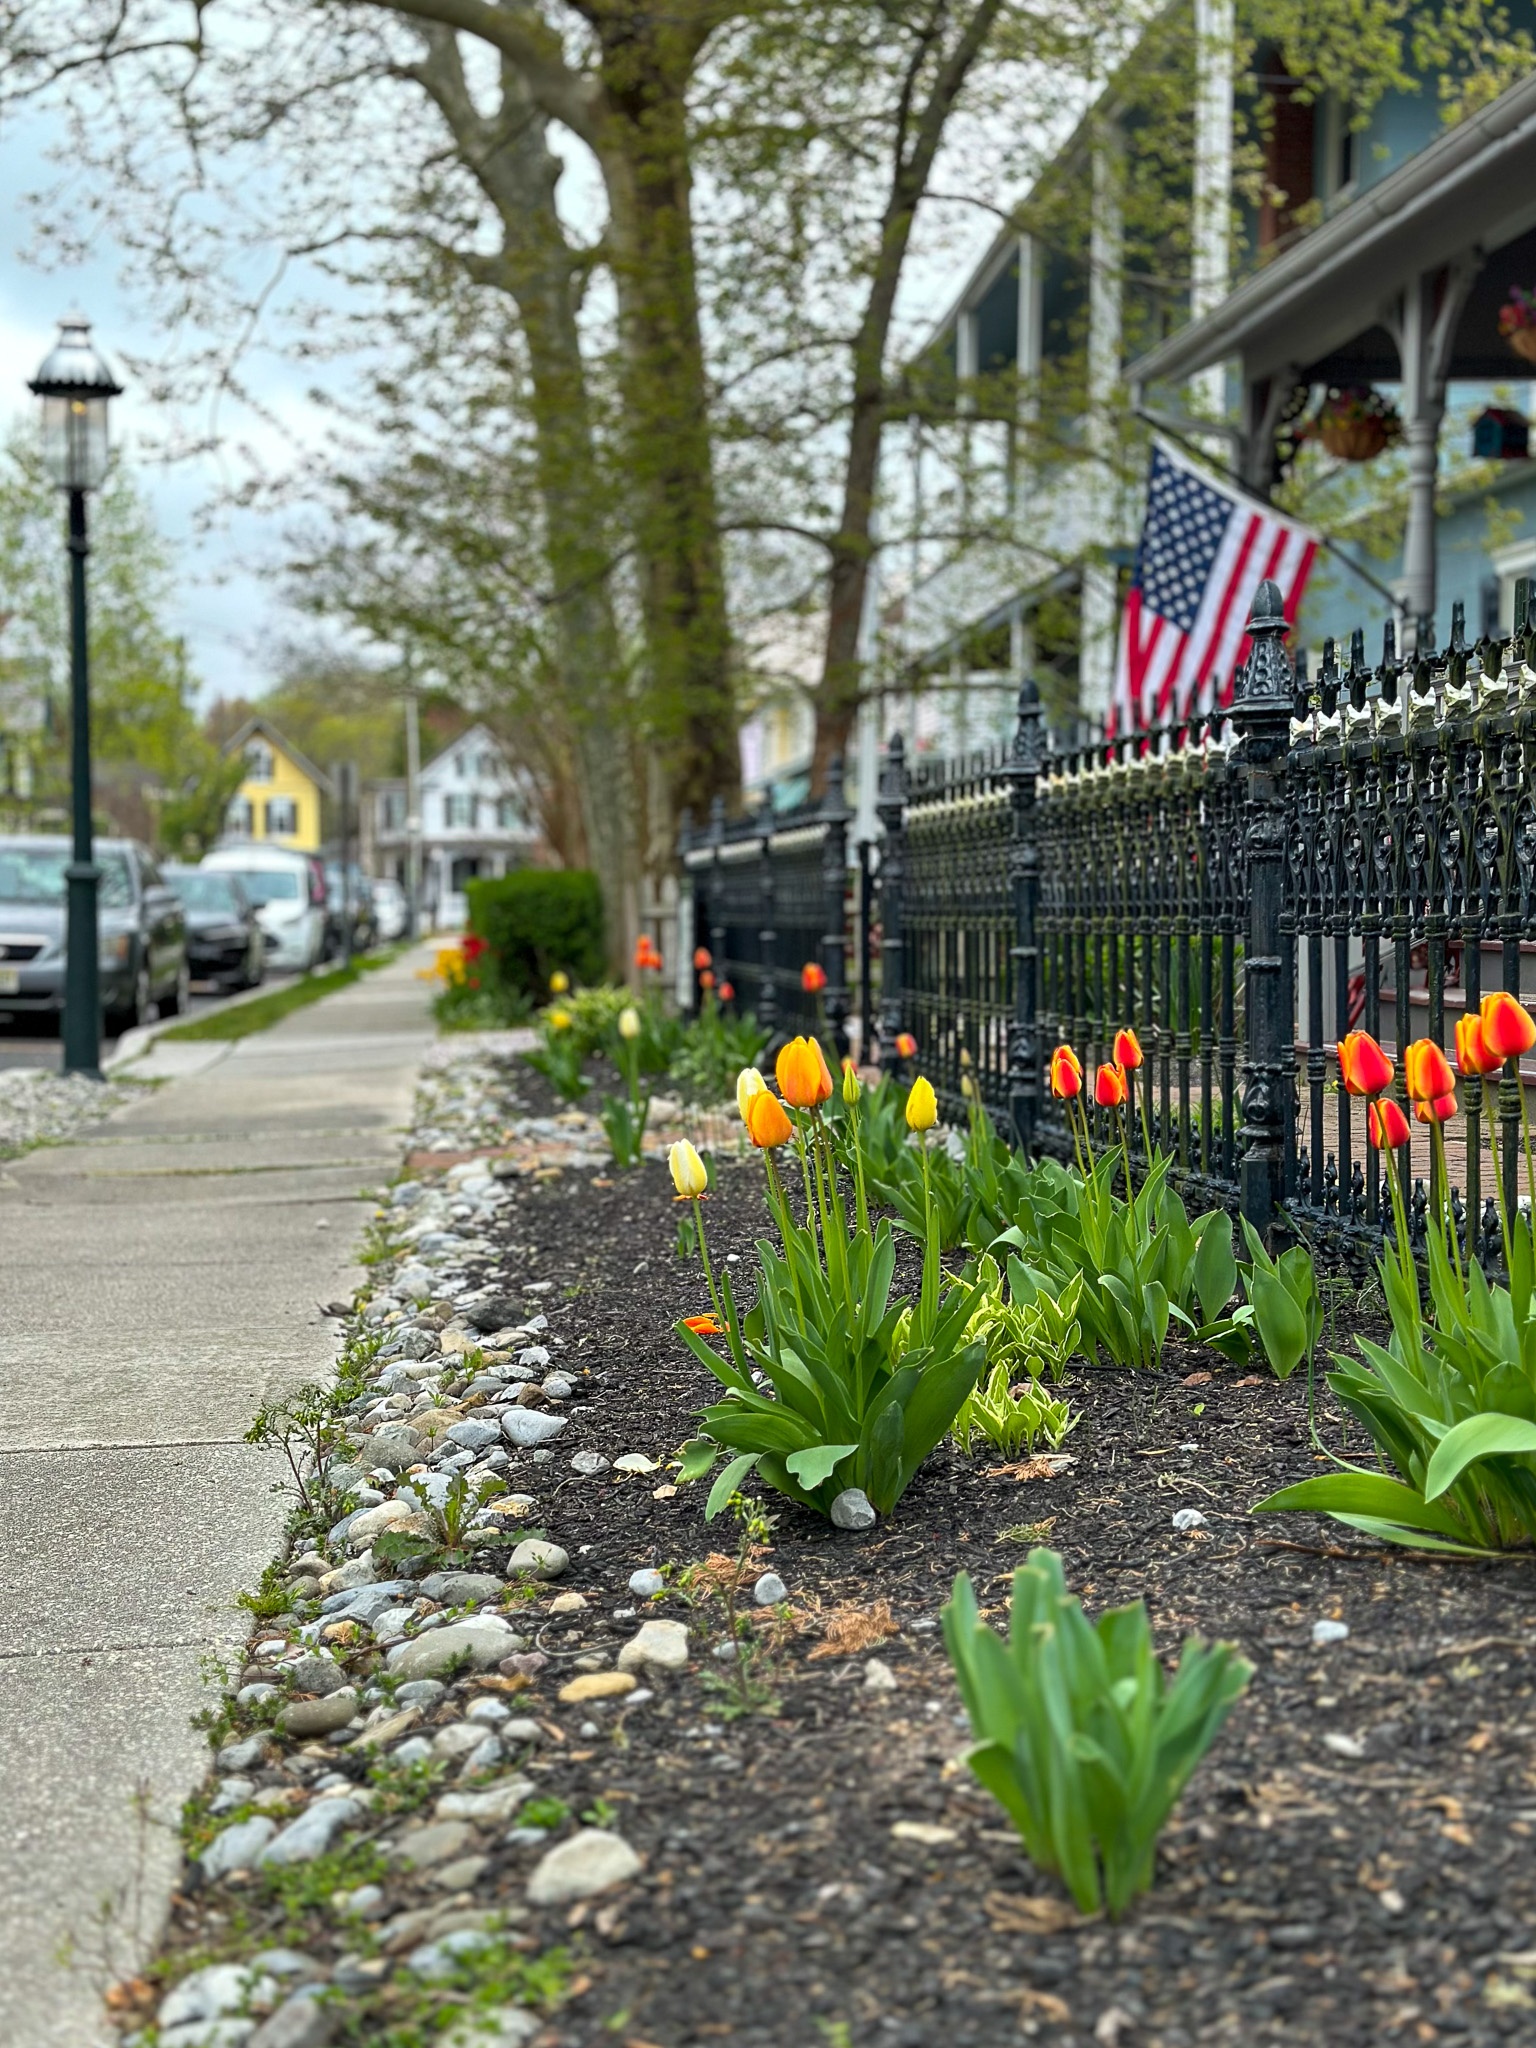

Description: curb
[103,972,300,1074]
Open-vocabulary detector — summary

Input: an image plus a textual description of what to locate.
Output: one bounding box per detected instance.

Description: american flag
[1110,437,1316,734]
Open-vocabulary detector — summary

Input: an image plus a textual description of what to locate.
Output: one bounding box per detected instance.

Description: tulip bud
[1049,1044,1082,1100]
[841,1060,862,1106]
[1481,990,1536,1061]
[1404,1038,1454,1102]
[801,961,828,993]
[737,1067,767,1123]
[1368,1098,1410,1149]
[1113,1027,1143,1071]
[1095,1062,1128,1109]
[693,946,713,971]
[618,1005,641,1041]
[1456,1013,1499,1078]
[894,1032,918,1059]
[776,1035,834,1109]
[1339,1030,1393,1097]
[669,1140,709,1198]
[548,1008,571,1032]
[549,970,569,994]
[906,1076,938,1131]
[745,1090,793,1150]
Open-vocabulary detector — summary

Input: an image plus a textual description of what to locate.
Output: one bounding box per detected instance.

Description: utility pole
[404,687,423,940]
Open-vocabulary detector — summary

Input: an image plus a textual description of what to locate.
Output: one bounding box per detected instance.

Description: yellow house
[221,717,332,853]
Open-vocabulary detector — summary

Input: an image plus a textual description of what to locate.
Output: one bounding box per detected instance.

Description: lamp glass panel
[39,394,111,490]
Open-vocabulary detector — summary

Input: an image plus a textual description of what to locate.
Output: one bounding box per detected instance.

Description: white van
[201,845,328,973]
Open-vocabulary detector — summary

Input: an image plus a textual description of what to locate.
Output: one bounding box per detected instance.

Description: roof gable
[222,716,335,795]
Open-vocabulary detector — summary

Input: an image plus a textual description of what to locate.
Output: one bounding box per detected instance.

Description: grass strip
[159,947,403,1043]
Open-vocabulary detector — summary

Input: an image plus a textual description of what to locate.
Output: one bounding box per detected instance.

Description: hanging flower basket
[1499,287,1536,365]
[1310,384,1402,463]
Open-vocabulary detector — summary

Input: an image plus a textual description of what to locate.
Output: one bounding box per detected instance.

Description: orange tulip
[1456,1013,1500,1078]
[776,1035,834,1109]
[1404,1038,1455,1103]
[894,1031,918,1059]
[1339,1030,1394,1097]
[699,969,715,991]
[718,980,735,1002]
[1368,1098,1410,1149]
[1095,1062,1128,1109]
[1412,1092,1457,1124]
[1481,990,1536,1061]
[801,961,828,993]
[1113,1028,1144,1071]
[744,1089,793,1149]
[682,1314,722,1336]
[1049,1045,1083,1100]
[693,946,713,971]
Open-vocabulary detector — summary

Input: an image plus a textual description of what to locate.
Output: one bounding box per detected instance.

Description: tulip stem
[793,1126,821,1259]
[1431,1120,1464,1295]
[692,1196,727,1335]
[1137,1085,1155,1178]
[918,1139,939,1347]
[848,1094,871,1239]
[1481,1079,1516,1278]
[763,1150,804,1321]
[1518,1064,1536,1264]
[1382,1142,1419,1324]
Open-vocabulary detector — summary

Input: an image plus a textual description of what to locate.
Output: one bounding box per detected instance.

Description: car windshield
[227,869,300,905]
[0,846,132,907]
[169,874,243,913]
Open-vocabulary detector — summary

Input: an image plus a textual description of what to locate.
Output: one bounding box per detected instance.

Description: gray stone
[258,1796,367,1867]
[435,1776,534,1824]
[753,1572,788,1606]
[386,1616,516,1679]
[287,1654,349,1697]
[466,1697,510,1725]
[216,1736,270,1775]
[392,1737,434,1767]
[542,1375,574,1401]
[200,1816,279,1879]
[322,1581,415,1624]
[830,1487,876,1531]
[628,1568,665,1598]
[508,1539,568,1580]
[570,1450,610,1477]
[210,1776,255,1816]
[501,1408,568,1448]
[159,1964,271,2030]
[613,1453,659,1474]
[249,1949,318,1980]
[446,1418,501,1450]
[1171,1507,1207,1532]
[355,1435,416,1474]
[369,1606,416,1643]
[526,1827,642,1905]
[391,1818,479,1869]
[1312,1618,1350,1646]
[432,1721,491,1761]
[466,1294,518,1332]
[419,1570,505,1607]
[394,1263,435,1300]
[279,1691,360,1739]
[441,2007,539,2047]
[248,1992,335,2048]
[616,1618,689,1675]
[161,2021,256,2048]
[237,1682,279,1708]
[500,1718,544,1747]
[320,1552,379,1594]
[395,1679,447,1709]
[405,1927,499,1980]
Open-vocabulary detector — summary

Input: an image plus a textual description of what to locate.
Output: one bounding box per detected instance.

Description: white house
[368,722,539,926]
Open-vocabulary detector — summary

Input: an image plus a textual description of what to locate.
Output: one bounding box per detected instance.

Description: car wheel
[108,963,151,1036]
[160,960,191,1016]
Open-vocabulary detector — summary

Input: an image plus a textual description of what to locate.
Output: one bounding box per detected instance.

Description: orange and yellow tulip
[1368,1098,1410,1149]
[682,1314,722,1336]
[1095,1062,1128,1109]
[894,1031,918,1059]
[1339,1030,1393,1097]
[1404,1038,1455,1103]
[1481,990,1536,1061]
[1113,1027,1144,1071]
[693,946,712,971]
[744,1090,793,1149]
[1049,1045,1082,1100]
[776,1035,834,1109]
[1456,1013,1500,1078]
[801,961,828,993]
[1413,1093,1457,1124]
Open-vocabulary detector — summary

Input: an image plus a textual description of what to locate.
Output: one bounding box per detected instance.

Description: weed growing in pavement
[373,1471,537,1573]
[239,1561,297,1621]
[245,1380,360,1537]
[519,1796,572,1831]
[336,1938,573,2047]
[260,1840,389,1934]
[943,1549,1251,1919]
[677,1493,785,1719]
[358,1217,408,1269]
[366,1753,448,1816]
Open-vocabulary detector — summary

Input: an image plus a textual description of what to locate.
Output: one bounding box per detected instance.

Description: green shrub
[943,1550,1251,1918]
[465,869,605,1004]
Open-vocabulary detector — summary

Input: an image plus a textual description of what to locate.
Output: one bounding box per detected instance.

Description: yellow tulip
[549,971,570,994]
[669,1140,709,1198]
[618,1005,641,1041]
[840,1059,861,1106]
[548,1008,571,1032]
[906,1076,938,1131]
[737,1067,767,1123]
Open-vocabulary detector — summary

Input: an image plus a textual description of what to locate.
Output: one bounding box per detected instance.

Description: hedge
[464,868,605,1004]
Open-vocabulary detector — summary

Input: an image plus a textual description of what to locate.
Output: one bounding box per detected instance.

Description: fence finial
[1347,628,1368,712]
[1378,618,1399,703]
[1236,578,1292,703]
[1320,637,1339,717]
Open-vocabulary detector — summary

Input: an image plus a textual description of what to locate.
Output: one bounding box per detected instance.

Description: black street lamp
[29,315,123,1077]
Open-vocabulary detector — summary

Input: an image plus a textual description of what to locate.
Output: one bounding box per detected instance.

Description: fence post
[876,734,907,1075]
[677,806,696,1014]
[857,839,876,1063]
[707,796,727,1001]
[1232,578,1296,1245]
[757,795,779,1043]
[1004,680,1043,1154]
[820,752,852,1059]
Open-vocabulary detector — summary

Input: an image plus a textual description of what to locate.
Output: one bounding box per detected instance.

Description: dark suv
[0,835,189,1032]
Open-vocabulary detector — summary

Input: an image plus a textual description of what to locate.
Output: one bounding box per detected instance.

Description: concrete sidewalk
[0,951,435,2045]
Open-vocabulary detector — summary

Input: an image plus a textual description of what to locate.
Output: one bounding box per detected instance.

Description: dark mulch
[463,1148,1536,2048]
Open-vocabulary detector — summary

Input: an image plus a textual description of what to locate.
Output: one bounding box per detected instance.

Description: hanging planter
[1310,384,1402,463]
[1500,288,1536,365]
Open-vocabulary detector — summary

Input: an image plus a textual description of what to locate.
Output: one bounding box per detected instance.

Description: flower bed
[123,1028,1536,2048]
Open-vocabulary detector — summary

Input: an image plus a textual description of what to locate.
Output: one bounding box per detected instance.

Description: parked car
[371,876,409,942]
[201,844,328,972]
[0,834,188,1031]
[163,865,265,993]
[325,861,379,955]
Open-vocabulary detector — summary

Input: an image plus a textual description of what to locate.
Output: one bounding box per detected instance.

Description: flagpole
[1134,408,1405,613]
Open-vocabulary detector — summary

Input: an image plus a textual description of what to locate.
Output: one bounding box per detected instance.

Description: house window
[227,796,253,836]
[265,796,298,837]
[497,797,521,830]
[444,793,475,829]
[246,739,274,782]
[380,790,407,831]
[479,750,498,780]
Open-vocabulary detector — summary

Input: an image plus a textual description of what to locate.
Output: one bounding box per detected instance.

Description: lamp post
[29,315,122,1077]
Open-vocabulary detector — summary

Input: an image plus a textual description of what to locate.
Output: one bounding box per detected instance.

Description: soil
[155,1055,1536,2048]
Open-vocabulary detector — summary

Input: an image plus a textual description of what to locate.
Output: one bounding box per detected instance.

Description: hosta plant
[672,1057,987,1520]
[951,1359,1077,1457]
[942,1550,1251,1918]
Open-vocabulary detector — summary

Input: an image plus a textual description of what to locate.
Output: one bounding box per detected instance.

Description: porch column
[1080,118,1124,720]
[1398,258,1481,626]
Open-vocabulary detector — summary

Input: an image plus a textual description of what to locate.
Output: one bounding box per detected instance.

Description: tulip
[1095,1062,1128,1109]
[960,1073,975,1101]
[699,969,715,991]
[669,1139,709,1199]
[548,1008,571,1032]
[682,1314,722,1336]
[1367,1098,1410,1149]
[718,981,735,1002]
[801,961,828,993]
[549,970,569,994]
[745,1089,793,1150]
[1456,1013,1500,1078]
[777,1035,834,1109]
[906,1076,938,1131]
[1413,1092,1458,1124]
[1339,1030,1394,1097]
[618,1005,641,1041]
[693,946,712,971]
[841,1059,862,1106]
[1481,990,1536,1061]
[1049,1044,1082,1100]
[1404,1038,1455,1103]
[894,1031,918,1059]
[737,1067,767,1122]
[1113,1027,1144,1071]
